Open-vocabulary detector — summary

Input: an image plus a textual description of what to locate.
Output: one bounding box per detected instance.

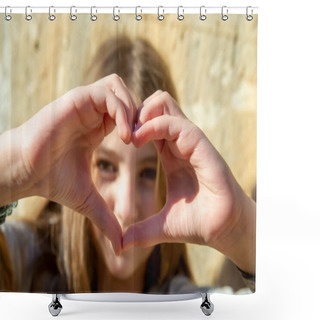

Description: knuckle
[158,91,173,108]
[160,91,171,100]
[108,73,123,86]
[109,73,119,80]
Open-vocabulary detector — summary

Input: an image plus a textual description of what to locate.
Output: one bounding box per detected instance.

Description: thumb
[76,188,123,255]
[122,211,169,251]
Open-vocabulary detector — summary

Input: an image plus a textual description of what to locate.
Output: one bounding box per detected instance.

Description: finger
[92,85,132,144]
[76,187,123,255]
[103,88,132,144]
[133,115,182,148]
[95,74,137,132]
[136,91,185,130]
[122,211,169,250]
[133,115,204,169]
[140,89,163,106]
[90,85,132,144]
[117,75,137,131]
[67,85,131,144]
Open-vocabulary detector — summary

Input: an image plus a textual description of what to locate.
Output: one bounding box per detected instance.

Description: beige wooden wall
[0,13,257,288]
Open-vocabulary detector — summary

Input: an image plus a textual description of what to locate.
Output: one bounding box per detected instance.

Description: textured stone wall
[0,13,257,288]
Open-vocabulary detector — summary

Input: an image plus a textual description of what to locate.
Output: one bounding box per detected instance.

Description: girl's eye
[140,168,157,180]
[97,160,116,173]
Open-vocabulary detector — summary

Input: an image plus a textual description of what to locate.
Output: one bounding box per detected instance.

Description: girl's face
[91,128,158,280]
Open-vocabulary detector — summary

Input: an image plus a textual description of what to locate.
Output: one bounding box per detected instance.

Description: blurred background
[0,13,257,290]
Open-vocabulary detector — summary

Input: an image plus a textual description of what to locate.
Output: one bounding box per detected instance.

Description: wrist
[227,192,256,275]
[0,127,35,206]
[210,185,256,275]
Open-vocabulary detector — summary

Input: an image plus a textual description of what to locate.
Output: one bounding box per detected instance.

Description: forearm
[210,188,256,276]
[0,127,34,206]
[228,194,256,275]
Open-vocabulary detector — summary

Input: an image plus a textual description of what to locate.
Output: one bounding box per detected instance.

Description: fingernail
[131,133,140,148]
[122,129,131,145]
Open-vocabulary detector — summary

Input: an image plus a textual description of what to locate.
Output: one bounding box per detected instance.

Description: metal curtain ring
[200,6,207,21]
[49,6,56,21]
[157,6,164,21]
[135,6,142,21]
[70,6,77,21]
[90,6,97,21]
[4,6,12,21]
[177,6,184,21]
[25,6,32,21]
[221,6,228,21]
[113,6,120,21]
[246,6,254,21]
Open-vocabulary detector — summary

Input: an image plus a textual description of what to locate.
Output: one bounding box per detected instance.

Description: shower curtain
[0,6,257,308]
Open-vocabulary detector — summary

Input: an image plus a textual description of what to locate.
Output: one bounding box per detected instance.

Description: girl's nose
[114,172,137,230]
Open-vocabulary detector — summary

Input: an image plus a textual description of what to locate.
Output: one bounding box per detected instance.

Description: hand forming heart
[125,89,255,274]
[18,74,255,272]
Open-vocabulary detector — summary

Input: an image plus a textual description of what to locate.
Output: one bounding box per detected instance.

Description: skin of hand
[2,75,255,273]
[123,90,256,274]
[12,74,137,255]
